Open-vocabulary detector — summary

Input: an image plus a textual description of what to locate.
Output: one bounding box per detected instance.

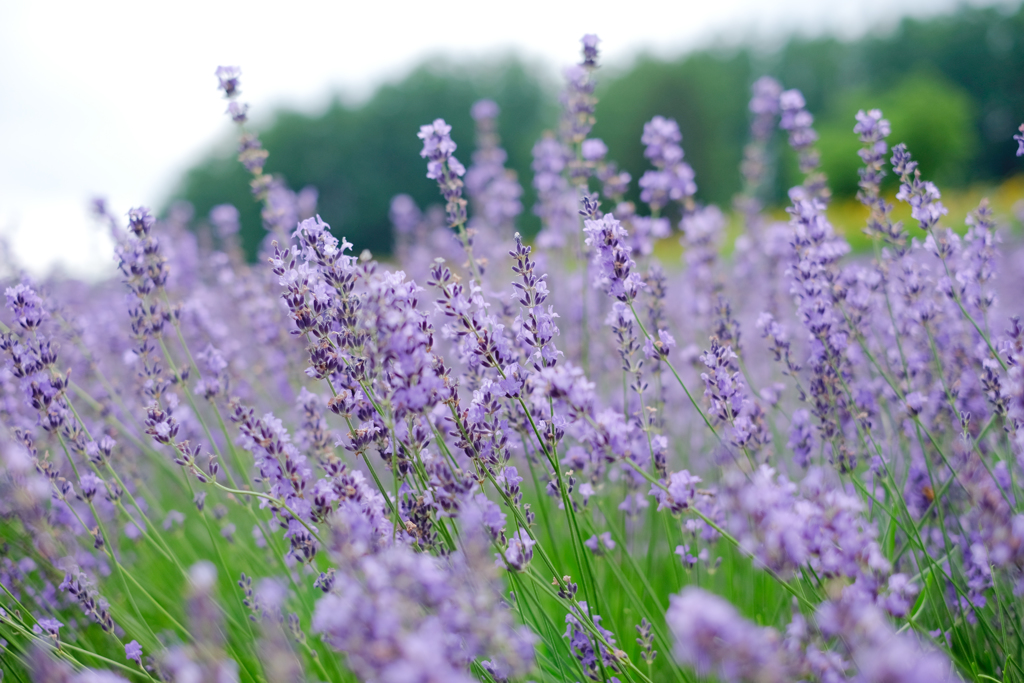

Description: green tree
[814,72,978,198]
[170,58,554,260]
[593,51,752,209]
[170,3,1024,257]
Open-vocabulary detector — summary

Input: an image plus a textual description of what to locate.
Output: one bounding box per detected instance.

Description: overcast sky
[0,0,1012,278]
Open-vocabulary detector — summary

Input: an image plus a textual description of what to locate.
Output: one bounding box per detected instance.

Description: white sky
[0,0,1012,278]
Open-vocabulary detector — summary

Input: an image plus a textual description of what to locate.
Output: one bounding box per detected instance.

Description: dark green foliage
[592,51,753,209]
[172,58,555,261]
[170,3,1024,259]
[815,73,978,198]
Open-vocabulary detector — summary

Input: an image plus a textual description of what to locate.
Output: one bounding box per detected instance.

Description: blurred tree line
[170,3,1024,258]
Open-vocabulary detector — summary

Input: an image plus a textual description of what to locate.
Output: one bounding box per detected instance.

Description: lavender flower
[124,640,142,665]
[564,601,621,680]
[892,143,948,231]
[584,531,616,554]
[511,233,561,370]
[313,520,534,682]
[215,65,241,97]
[667,587,790,683]
[33,617,63,638]
[209,204,241,238]
[419,118,467,229]
[788,409,814,468]
[638,116,696,213]
[650,469,700,513]
[583,214,645,302]
[0,41,1008,683]
[465,100,523,239]
[581,33,600,67]
[559,38,600,145]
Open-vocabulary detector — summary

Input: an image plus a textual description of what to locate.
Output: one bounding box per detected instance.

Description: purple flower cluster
[582,214,645,302]
[667,587,789,683]
[638,116,696,213]
[7,33,1023,683]
[419,118,468,230]
[893,143,949,231]
[465,100,523,256]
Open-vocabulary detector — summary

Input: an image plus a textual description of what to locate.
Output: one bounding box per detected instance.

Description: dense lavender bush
[3,34,1024,683]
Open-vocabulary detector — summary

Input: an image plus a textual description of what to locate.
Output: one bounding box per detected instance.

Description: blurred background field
[167,3,1024,261]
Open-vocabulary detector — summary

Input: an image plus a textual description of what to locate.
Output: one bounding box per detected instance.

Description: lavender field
[2,34,1024,683]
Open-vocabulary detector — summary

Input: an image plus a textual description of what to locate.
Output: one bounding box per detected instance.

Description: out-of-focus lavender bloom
[956,201,999,320]
[1014,123,1024,156]
[667,587,791,683]
[778,88,828,200]
[581,138,608,161]
[559,36,600,145]
[33,616,63,638]
[881,574,920,618]
[779,90,818,169]
[215,65,241,97]
[465,99,523,254]
[788,409,814,468]
[680,205,726,326]
[209,204,240,238]
[642,115,682,166]
[531,134,577,249]
[581,33,600,67]
[749,76,782,140]
[784,195,854,466]
[226,101,248,124]
[737,76,783,242]
[314,518,535,682]
[816,592,954,682]
[124,640,142,665]
[718,465,890,583]
[504,528,536,570]
[638,116,696,212]
[585,531,616,554]
[651,470,700,513]
[30,648,131,682]
[390,194,422,236]
[628,215,669,256]
[471,99,500,121]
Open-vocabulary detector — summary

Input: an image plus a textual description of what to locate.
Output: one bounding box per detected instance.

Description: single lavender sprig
[419,118,467,228]
[582,213,645,303]
[510,233,561,371]
[780,88,828,201]
[638,116,696,214]
[740,76,782,192]
[667,587,792,683]
[854,109,905,248]
[419,119,488,282]
[891,143,948,232]
[466,100,523,236]
[559,35,600,148]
